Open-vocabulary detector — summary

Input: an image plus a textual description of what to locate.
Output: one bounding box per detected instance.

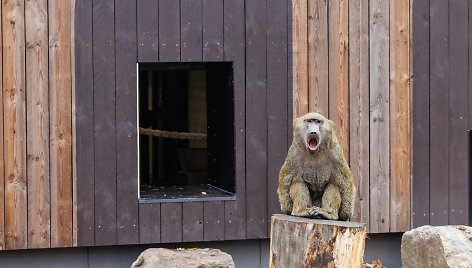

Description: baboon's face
[302,117,324,154]
[294,113,332,155]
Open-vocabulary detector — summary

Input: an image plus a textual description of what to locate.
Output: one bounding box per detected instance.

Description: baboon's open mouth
[307,136,319,153]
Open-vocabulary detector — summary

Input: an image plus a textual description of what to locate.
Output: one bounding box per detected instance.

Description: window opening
[138,62,235,202]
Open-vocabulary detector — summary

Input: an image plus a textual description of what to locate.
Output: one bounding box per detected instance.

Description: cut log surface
[270,214,366,268]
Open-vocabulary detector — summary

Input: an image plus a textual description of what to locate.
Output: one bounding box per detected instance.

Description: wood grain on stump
[270,214,366,268]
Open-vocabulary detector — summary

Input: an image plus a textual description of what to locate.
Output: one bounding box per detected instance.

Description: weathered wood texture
[7,0,471,251]
[411,0,470,226]
[0,0,74,250]
[292,0,413,233]
[72,0,288,246]
[412,0,430,228]
[26,0,50,249]
[3,0,27,250]
[349,0,370,229]
[389,0,411,232]
[49,0,73,248]
[269,214,366,268]
[0,0,4,250]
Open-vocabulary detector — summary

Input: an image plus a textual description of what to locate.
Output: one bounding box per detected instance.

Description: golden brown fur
[277,112,355,220]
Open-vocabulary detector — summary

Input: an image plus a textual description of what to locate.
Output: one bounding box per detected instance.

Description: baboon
[278,112,355,221]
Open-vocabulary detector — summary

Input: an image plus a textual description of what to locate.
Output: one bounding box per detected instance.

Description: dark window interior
[138,62,235,201]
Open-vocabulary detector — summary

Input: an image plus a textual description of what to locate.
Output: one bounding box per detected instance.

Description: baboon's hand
[308,206,324,219]
[308,206,337,220]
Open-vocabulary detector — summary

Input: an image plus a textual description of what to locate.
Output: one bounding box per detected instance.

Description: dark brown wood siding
[75,0,290,245]
[412,0,470,227]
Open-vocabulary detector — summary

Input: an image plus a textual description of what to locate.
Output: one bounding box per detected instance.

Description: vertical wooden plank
[181,0,202,61]
[412,0,430,228]
[287,0,293,145]
[138,204,152,244]
[139,203,160,244]
[2,0,27,250]
[0,0,4,250]
[292,0,308,118]
[448,0,469,225]
[150,204,161,243]
[93,0,117,246]
[204,201,224,241]
[429,0,449,226]
[116,0,139,245]
[71,0,78,247]
[223,0,246,240]
[49,0,73,248]
[137,0,158,62]
[308,0,328,116]
[246,0,267,239]
[157,0,182,244]
[470,0,472,130]
[161,203,182,243]
[25,0,50,248]
[328,0,349,161]
[349,0,370,230]
[369,0,390,233]
[180,0,204,242]
[390,0,411,232]
[75,0,95,246]
[183,202,203,242]
[267,0,288,230]
[203,0,223,61]
[159,0,180,62]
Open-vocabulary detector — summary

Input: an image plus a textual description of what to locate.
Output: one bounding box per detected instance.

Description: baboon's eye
[314,119,322,124]
[306,119,313,123]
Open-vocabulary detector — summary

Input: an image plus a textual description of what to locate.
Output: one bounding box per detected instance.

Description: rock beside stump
[401,225,472,268]
[131,248,235,268]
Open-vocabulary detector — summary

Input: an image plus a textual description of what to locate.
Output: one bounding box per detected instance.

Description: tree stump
[270,214,366,268]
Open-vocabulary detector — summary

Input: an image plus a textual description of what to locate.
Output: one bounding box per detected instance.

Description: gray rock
[401,225,472,268]
[131,248,235,268]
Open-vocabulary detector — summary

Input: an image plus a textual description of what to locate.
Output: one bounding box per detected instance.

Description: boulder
[131,248,235,268]
[401,225,472,268]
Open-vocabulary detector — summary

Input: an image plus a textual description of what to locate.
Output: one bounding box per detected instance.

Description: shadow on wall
[364,233,403,268]
[0,234,402,268]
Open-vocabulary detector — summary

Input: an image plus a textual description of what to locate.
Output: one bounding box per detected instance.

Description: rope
[139,127,207,140]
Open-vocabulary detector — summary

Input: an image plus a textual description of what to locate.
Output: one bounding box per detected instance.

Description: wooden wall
[412,0,470,227]
[0,0,74,250]
[292,0,412,233]
[75,0,290,247]
[0,0,469,251]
